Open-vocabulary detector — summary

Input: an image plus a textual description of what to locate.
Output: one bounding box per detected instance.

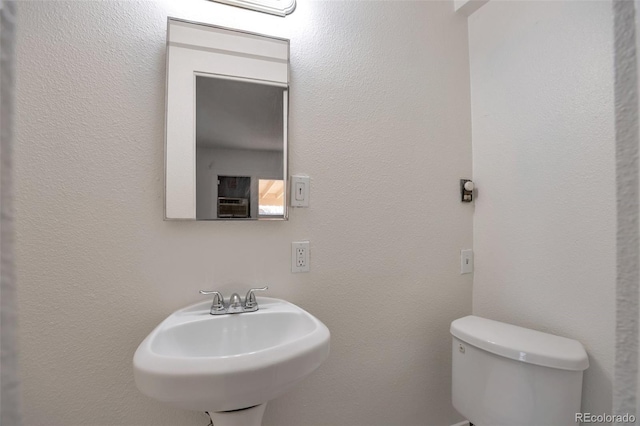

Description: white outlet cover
[291,241,310,273]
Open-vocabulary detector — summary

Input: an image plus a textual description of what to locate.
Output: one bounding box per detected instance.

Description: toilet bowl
[451,316,589,426]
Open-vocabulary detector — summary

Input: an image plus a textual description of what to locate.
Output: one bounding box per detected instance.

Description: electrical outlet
[292,241,310,273]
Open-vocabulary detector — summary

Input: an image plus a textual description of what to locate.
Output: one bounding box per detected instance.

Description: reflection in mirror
[195,75,286,220]
[259,179,285,216]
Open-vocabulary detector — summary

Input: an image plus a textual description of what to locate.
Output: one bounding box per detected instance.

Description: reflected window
[259,179,284,217]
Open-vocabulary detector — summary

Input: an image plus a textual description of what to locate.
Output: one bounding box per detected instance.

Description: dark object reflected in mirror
[195,75,287,220]
[217,176,250,218]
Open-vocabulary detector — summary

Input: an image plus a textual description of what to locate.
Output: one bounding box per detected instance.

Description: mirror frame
[164,18,290,220]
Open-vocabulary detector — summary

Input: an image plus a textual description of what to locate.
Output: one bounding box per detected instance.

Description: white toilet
[450,316,589,426]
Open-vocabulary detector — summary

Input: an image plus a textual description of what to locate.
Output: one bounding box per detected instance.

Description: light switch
[295,182,305,201]
[460,249,474,274]
[290,175,310,207]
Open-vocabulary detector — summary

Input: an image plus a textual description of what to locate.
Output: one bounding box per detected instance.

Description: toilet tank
[451,316,589,426]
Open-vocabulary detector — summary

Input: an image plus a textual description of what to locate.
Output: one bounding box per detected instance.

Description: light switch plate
[461,249,474,274]
[290,175,310,207]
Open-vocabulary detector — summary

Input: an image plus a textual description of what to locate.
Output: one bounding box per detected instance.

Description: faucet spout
[227,293,243,313]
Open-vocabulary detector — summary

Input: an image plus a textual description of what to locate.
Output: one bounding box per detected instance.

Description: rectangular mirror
[165,18,289,220]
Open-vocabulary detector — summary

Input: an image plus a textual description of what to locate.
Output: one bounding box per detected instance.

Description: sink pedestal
[209,404,267,426]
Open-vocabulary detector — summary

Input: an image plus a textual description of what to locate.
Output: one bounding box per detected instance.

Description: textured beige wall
[15,1,472,425]
[612,0,640,418]
[469,0,616,417]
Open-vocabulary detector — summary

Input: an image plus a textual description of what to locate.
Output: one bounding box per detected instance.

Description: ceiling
[195,76,284,152]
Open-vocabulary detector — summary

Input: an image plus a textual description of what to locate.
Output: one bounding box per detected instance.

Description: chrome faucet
[199,287,268,315]
[227,293,244,313]
[198,291,225,315]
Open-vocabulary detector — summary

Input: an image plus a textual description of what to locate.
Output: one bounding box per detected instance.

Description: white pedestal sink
[133,297,330,426]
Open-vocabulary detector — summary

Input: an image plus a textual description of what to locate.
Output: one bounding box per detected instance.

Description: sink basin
[133,297,330,414]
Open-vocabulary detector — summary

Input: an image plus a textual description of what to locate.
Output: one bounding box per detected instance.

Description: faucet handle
[244,286,268,311]
[199,290,226,314]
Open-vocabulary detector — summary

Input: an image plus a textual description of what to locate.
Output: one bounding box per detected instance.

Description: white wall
[469,0,616,416]
[14,1,473,425]
[196,147,283,219]
[612,0,640,419]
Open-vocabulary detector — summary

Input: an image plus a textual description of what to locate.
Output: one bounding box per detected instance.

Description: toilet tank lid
[450,316,589,371]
